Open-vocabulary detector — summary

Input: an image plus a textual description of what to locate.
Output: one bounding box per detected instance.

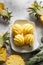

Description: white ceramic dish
[10,20,39,53]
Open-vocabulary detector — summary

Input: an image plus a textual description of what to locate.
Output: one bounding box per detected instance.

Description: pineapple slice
[0,48,7,62]
[40,16,43,24]
[0,3,4,10]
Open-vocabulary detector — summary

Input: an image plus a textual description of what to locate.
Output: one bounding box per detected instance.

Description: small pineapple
[0,2,12,24]
[28,1,43,24]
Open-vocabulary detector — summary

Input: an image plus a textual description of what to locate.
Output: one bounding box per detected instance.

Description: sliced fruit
[40,16,43,23]
[0,48,7,62]
[0,3,4,10]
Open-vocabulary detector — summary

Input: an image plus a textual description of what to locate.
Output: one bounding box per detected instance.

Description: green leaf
[1,9,12,20]
[0,32,10,47]
[41,37,43,43]
[26,46,43,65]
[28,1,43,16]
[0,34,4,48]
[3,32,10,41]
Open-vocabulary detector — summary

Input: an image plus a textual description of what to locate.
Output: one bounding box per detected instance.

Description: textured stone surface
[0,0,43,65]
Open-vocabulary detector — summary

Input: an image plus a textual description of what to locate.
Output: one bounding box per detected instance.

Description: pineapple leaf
[28,1,43,16]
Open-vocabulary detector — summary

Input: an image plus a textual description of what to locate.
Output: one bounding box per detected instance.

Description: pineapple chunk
[40,16,43,24]
[0,3,4,10]
[0,48,7,62]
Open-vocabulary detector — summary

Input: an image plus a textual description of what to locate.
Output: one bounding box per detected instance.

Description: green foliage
[28,1,43,16]
[0,32,10,48]
[41,37,43,43]
[26,47,43,65]
[1,9,12,20]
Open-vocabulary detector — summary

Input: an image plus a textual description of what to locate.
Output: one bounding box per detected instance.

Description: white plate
[10,20,39,53]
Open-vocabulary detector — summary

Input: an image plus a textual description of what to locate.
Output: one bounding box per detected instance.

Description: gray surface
[0,0,43,65]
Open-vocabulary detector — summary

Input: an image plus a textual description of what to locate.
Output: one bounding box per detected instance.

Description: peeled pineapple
[14,34,24,46]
